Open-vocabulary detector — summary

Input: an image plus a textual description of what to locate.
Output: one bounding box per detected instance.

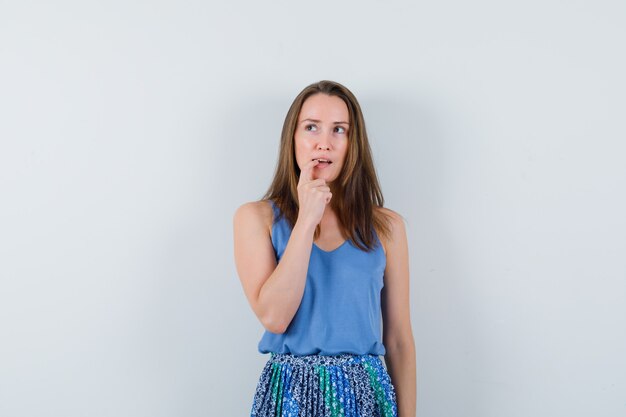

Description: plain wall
[1,1,625,416]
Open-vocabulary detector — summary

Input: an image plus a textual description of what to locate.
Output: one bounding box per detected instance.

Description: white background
[1,1,625,416]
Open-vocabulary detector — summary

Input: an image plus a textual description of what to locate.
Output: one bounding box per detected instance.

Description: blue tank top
[257,199,387,356]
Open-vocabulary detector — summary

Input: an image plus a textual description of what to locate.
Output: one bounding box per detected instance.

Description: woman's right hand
[296,159,332,228]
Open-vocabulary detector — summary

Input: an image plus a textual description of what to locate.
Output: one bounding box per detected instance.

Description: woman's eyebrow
[299,118,320,124]
[299,118,349,125]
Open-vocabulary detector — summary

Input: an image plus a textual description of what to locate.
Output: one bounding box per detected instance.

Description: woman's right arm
[233,159,329,334]
[233,203,316,334]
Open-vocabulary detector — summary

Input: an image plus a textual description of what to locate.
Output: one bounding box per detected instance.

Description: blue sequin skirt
[250,352,398,417]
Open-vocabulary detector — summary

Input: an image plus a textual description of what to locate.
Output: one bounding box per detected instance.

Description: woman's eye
[305,124,317,132]
[335,126,346,134]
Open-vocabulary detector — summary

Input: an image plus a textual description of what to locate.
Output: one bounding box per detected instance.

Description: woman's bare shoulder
[233,199,274,236]
[375,206,406,227]
[374,206,407,253]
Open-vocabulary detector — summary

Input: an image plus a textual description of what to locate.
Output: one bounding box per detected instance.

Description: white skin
[293,93,350,229]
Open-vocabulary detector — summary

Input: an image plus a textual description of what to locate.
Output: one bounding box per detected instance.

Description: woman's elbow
[260,313,289,334]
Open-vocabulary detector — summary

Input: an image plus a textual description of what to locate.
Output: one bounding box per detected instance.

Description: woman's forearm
[257,220,316,333]
[384,339,417,417]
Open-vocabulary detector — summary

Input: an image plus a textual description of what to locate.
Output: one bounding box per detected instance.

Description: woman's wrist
[293,219,317,239]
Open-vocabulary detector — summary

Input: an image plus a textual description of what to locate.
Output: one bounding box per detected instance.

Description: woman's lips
[312,158,332,168]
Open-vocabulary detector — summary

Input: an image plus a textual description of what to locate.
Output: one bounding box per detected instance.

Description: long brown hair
[261,80,391,252]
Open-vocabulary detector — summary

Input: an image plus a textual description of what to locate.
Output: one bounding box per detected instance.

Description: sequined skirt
[250,352,398,417]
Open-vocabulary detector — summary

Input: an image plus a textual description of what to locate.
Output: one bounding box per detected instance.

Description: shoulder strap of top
[267,199,289,260]
[268,199,280,222]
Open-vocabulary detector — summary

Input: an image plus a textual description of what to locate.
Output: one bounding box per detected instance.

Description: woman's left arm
[380,209,416,417]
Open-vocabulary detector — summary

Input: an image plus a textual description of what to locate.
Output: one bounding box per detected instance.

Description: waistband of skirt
[268,352,381,366]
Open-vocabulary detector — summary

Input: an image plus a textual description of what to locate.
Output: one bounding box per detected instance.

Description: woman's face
[294,93,350,184]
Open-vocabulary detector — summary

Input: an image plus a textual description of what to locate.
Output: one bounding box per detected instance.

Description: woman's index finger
[299,159,319,184]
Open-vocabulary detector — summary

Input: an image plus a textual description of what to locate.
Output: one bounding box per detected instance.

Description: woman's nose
[317,131,331,150]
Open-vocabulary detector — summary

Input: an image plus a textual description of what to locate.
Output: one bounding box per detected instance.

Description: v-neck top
[257,199,387,356]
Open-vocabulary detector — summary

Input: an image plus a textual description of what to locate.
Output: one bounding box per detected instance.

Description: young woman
[233,80,416,417]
